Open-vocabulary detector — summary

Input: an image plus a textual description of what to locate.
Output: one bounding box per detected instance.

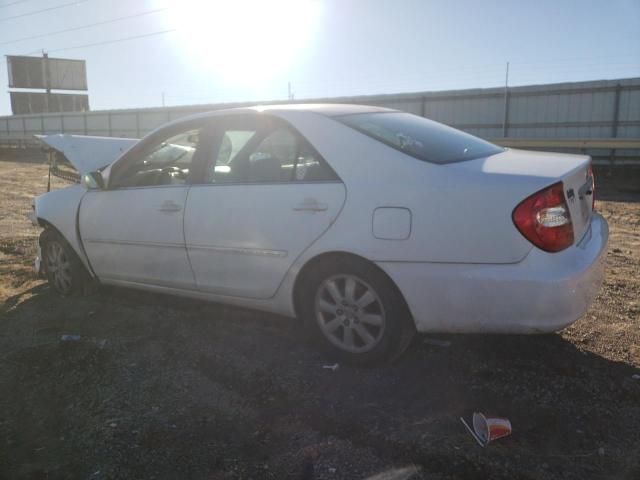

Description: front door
[79,123,207,289]
[184,114,346,298]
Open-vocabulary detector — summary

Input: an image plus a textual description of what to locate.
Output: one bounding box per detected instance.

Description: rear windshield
[337,112,503,164]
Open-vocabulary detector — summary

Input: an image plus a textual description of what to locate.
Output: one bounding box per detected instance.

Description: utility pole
[502,61,510,138]
[43,50,51,113]
[287,81,294,100]
[161,91,165,107]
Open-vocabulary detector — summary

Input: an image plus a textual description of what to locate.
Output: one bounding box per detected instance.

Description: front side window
[337,112,503,164]
[111,128,201,188]
[205,119,337,184]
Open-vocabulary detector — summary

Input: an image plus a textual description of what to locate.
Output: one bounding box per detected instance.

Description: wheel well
[37,220,95,278]
[37,219,59,245]
[292,251,412,321]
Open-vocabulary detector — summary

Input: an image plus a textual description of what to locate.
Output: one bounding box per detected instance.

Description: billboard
[7,55,88,90]
[10,91,90,115]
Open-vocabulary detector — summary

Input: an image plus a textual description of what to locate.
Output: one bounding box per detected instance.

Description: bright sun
[166,0,321,86]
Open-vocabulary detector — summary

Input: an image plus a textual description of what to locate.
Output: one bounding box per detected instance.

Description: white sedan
[31,104,608,364]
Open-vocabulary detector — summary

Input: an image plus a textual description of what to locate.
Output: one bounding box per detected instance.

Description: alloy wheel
[45,241,73,294]
[314,274,386,353]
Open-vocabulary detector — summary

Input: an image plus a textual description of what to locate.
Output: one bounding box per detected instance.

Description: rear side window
[337,112,503,164]
[205,120,338,184]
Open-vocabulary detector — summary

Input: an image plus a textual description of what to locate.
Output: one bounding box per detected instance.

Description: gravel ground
[1,153,639,480]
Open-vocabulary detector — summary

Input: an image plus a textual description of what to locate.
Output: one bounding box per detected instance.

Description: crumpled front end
[29,184,92,277]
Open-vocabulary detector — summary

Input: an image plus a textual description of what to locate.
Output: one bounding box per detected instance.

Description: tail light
[587,164,596,211]
[512,182,574,253]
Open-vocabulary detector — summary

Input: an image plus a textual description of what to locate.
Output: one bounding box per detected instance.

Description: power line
[0,6,170,46]
[0,0,90,22]
[1,0,35,7]
[45,27,179,53]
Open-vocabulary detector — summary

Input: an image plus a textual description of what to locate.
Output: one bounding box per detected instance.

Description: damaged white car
[30,104,608,363]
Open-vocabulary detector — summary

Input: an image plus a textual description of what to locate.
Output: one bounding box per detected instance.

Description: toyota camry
[30,104,608,364]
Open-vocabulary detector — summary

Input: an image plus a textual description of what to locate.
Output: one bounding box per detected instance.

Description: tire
[299,256,416,365]
[40,228,91,296]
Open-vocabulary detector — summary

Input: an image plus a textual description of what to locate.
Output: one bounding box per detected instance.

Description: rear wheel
[41,229,90,296]
[299,256,415,365]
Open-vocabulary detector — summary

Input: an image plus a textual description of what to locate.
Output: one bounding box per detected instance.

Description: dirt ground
[0,151,639,480]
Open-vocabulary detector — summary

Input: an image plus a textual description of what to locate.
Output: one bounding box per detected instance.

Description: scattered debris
[461,413,512,447]
[423,338,451,347]
[365,466,422,480]
[323,363,339,371]
[60,334,81,342]
[60,335,109,348]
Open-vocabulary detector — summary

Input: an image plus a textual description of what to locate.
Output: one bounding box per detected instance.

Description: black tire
[40,228,91,296]
[299,256,415,365]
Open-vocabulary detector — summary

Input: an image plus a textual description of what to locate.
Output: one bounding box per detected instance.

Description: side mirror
[81,171,105,190]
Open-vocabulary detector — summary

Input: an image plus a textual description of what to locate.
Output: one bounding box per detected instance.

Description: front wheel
[299,257,415,365]
[40,229,90,296]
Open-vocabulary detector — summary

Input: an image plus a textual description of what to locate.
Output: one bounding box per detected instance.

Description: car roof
[166,103,396,126]
[247,103,396,116]
[143,103,397,140]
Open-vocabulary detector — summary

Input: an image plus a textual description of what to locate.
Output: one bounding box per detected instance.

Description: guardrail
[491,138,640,150]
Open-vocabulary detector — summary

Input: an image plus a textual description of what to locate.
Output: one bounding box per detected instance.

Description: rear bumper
[377,213,609,334]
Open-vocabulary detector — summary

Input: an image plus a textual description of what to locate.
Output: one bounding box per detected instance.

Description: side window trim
[290,135,301,182]
[189,179,343,188]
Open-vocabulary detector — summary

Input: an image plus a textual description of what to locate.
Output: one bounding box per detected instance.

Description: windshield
[337,112,503,164]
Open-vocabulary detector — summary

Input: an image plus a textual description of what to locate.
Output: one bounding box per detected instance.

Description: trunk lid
[452,148,594,248]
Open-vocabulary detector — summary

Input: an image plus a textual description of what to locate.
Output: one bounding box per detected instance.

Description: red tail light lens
[512,182,574,253]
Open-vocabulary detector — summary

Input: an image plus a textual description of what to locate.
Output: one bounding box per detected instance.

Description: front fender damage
[32,184,94,277]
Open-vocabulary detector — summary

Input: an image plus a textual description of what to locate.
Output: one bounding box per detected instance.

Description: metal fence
[1,77,639,165]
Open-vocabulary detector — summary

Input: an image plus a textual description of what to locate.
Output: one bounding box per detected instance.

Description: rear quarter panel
[274,110,537,265]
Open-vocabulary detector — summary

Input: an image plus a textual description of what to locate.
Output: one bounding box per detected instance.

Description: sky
[0,0,639,116]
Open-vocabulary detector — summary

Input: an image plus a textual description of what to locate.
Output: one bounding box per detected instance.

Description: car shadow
[2,284,639,480]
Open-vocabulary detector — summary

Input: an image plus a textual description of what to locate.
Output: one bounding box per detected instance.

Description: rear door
[185,114,346,298]
[79,121,209,289]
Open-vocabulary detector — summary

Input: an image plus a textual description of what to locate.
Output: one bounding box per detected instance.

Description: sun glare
[166,0,321,87]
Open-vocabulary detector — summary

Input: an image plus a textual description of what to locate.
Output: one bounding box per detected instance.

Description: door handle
[158,201,182,213]
[293,199,328,212]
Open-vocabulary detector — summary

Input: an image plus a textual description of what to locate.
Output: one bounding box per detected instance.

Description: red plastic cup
[472,412,512,446]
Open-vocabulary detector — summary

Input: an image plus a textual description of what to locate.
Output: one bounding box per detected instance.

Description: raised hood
[35,134,138,175]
